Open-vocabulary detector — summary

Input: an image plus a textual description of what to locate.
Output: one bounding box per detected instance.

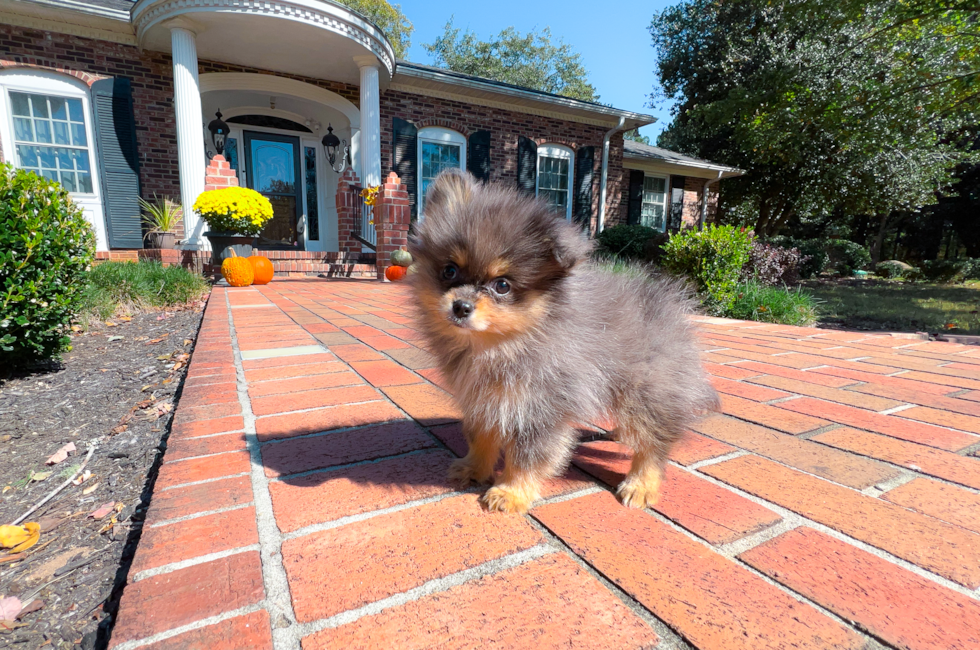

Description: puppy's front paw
[481,485,534,514]
[616,477,662,509]
[448,459,489,487]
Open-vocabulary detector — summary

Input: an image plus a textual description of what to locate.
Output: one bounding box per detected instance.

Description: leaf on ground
[0,596,22,621]
[118,316,132,322]
[82,481,99,495]
[156,354,171,361]
[16,599,42,620]
[183,339,192,346]
[0,525,30,549]
[107,335,124,342]
[149,402,173,419]
[29,471,52,483]
[36,515,67,533]
[71,470,92,486]
[5,523,40,553]
[45,442,76,465]
[89,502,115,519]
[104,321,117,327]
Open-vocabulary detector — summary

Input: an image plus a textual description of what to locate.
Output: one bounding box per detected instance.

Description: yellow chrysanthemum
[193,187,274,236]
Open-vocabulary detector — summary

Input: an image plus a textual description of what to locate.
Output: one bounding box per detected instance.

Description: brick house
[0,0,741,275]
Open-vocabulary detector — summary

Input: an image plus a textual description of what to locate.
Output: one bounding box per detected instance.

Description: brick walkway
[109,279,980,650]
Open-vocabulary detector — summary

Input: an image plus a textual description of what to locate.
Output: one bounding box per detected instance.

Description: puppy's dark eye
[441,264,458,281]
[490,278,511,295]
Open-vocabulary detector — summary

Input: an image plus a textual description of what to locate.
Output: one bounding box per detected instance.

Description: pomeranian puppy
[408,169,718,514]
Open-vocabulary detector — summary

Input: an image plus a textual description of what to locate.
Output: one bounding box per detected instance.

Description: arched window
[418,127,465,217]
[0,71,98,195]
[536,143,574,219]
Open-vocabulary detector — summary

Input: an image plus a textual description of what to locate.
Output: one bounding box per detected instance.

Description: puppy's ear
[544,222,594,273]
[425,169,476,215]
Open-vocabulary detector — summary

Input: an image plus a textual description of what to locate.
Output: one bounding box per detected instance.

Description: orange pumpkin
[248,254,274,285]
[385,265,407,282]
[221,249,253,287]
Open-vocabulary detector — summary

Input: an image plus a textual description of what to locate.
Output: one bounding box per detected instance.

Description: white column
[356,57,382,188]
[169,22,207,249]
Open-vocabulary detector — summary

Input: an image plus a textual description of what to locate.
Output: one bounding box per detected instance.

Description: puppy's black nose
[452,299,474,319]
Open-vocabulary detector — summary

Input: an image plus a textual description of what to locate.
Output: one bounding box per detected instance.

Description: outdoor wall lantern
[321,124,349,173]
[208,110,230,156]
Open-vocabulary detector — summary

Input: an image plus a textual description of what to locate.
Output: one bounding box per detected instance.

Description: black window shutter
[669,175,687,231]
[467,130,491,183]
[572,145,595,229]
[91,77,142,248]
[627,169,645,225]
[517,136,537,195]
[392,117,418,220]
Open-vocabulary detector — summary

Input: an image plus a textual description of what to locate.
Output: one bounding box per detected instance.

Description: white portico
[130,0,394,251]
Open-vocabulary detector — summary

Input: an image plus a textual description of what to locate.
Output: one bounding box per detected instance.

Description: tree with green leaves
[424,20,599,102]
[340,0,413,59]
[650,0,979,259]
[624,129,651,145]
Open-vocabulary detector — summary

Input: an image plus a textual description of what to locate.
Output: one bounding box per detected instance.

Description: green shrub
[595,224,659,260]
[825,240,871,275]
[0,165,95,366]
[875,260,914,279]
[769,236,829,279]
[726,281,819,326]
[903,267,926,283]
[919,259,966,284]
[80,261,210,320]
[961,258,980,281]
[661,224,754,311]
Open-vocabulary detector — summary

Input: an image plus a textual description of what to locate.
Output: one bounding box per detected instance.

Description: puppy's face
[409,170,592,346]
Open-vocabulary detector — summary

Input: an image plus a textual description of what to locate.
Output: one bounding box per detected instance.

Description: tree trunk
[870,213,889,266]
[755,197,771,236]
[768,205,796,237]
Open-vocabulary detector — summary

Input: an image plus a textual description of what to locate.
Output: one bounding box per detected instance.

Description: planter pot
[146,232,176,250]
[204,232,255,267]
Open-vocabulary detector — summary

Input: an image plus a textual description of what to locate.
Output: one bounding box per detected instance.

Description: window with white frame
[418,127,465,217]
[7,91,94,194]
[536,144,573,219]
[641,174,668,231]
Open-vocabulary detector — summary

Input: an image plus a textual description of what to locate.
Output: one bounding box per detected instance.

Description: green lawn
[805,279,980,334]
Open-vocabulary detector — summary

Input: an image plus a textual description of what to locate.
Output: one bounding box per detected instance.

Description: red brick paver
[112,282,980,649]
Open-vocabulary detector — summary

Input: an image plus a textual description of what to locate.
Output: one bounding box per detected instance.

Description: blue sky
[398,0,676,142]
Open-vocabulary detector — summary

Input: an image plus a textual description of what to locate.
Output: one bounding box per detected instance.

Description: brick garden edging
[109,280,980,650]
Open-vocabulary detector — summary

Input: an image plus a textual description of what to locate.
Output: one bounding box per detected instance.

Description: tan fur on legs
[616,448,665,509]
[448,425,500,487]
[481,444,551,514]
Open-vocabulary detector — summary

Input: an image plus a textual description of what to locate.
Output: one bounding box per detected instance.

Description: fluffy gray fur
[408,169,718,512]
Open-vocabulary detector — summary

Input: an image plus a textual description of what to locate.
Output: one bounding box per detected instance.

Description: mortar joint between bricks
[225,291,302,649]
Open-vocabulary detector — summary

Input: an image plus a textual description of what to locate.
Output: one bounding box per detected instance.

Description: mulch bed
[0,298,208,649]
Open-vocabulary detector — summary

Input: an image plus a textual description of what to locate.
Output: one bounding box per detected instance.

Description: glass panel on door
[243,132,303,249]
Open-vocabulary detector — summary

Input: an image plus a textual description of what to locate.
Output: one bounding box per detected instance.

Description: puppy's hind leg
[616,447,665,509]
[614,419,672,509]
[448,421,500,487]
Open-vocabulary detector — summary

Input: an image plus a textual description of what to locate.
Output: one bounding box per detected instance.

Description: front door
[243,131,304,249]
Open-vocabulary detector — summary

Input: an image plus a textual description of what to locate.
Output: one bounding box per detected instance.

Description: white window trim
[417,127,466,220]
[536,143,574,220]
[641,173,670,232]
[0,70,107,249]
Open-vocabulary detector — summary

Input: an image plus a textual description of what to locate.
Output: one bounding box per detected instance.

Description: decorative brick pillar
[374,171,410,280]
[204,154,238,191]
[336,168,361,253]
